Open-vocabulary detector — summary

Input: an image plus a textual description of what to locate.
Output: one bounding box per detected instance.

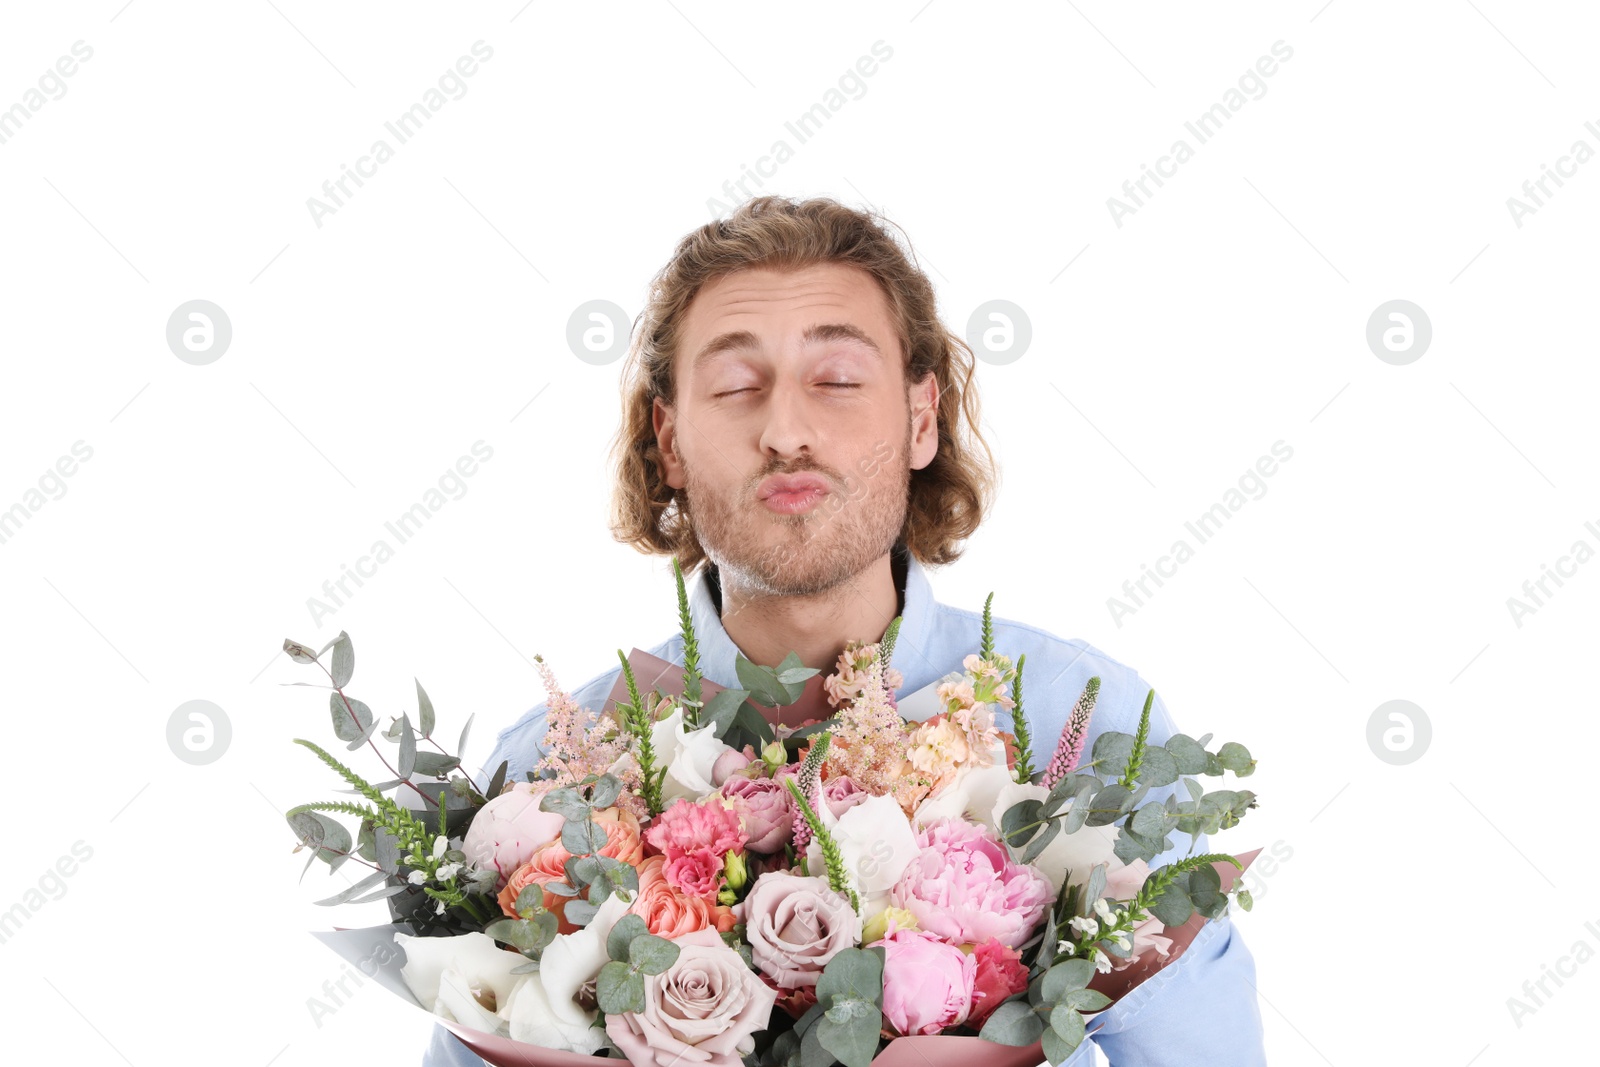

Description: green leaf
[1137,746,1179,788]
[1000,799,1045,848]
[1040,959,1094,1002]
[978,999,1045,1045]
[283,638,318,664]
[735,655,789,707]
[485,913,558,953]
[564,899,599,927]
[329,693,373,743]
[1129,802,1170,840]
[515,884,546,918]
[596,960,645,1014]
[457,713,475,762]
[397,715,417,779]
[1216,742,1256,777]
[1065,988,1111,1012]
[772,652,820,702]
[1022,818,1062,865]
[702,688,751,739]
[816,948,884,1009]
[485,759,508,801]
[412,751,461,777]
[1090,732,1134,778]
[1081,864,1107,915]
[1049,1003,1087,1047]
[345,713,383,752]
[629,934,680,975]
[330,632,353,688]
[561,818,604,857]
[607,914,650,962]
[1164,733,1210,775]
[1236,888,1254,912]
[540,788,591,823]
[1188,864,1225,918]
[1086,784,1129,827]
[817,998,881,1067]
[416,679,436,738]
[587,774,623,810]
[1149,880,1195,927]
[1041,1024,1079,1066]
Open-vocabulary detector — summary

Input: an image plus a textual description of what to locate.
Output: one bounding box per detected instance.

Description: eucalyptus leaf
[587,774,623,810]
[1091,732,1134,779]
[329,693,374,743]
[816,998,880,1067]
[345,713,384,752]
[330,632,353,688]
[1149,880,1195,927]
[1137,746,1179,788]
[485,759,509,800]
[630,934,681,975]
[1049,1003,1087,1046]
[607,914,650,962]
[595,960,645,1014]
[1165,733,1210,775]
[540,788,591,823]
[564,899,599,927]
[416,679,435,738]
[397,715,417,779]
[1065,988,1112,1012]
[1040,959,1094,1002]
[1001,798,1045,848]
[702,688,750,739]
[1086,784,1129,827]
[1041,1024,1078,1066]
[412,751,461,777]
[1217,741,1256,777]
[1021,818,1061,865]
[978,999,1045,1045]
[815,947,884,1009]
[457,713,475,762]
[283,638,318,664]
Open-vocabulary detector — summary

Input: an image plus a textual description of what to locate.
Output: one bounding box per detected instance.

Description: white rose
[651,707,737,804]
[501,889,634,1053]
[806,792,919,924]
[395,931,527,1036]
[990,781,1120,895]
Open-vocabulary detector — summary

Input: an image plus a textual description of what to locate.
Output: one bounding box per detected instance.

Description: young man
[425,197,1266,1066]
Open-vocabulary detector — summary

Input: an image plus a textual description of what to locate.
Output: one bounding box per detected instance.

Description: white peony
[651,706,737,804]
[805,792,919,924]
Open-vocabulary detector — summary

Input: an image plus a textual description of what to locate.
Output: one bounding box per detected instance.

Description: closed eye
[713,383,858,398]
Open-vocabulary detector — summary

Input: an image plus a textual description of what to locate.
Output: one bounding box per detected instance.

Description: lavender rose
[605,927,778,1067]
[718,773,795,853]
[739,872,862,988]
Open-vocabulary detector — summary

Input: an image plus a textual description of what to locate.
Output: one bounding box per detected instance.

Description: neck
[710,548,906,724]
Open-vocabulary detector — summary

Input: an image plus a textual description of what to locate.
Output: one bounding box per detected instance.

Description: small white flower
[435,899,446,915]
[1114,934,1132,951]
[436,862,462,881]
[1057,940,1076,956]
[1091,947,1112,974]
[408,869,428,885]
[1069,915,1099,938]
[433,836,449,860]
[1093,897,1116,923]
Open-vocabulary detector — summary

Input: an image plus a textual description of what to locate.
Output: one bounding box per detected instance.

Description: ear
[653,396,687,489]
[908,371,939,471]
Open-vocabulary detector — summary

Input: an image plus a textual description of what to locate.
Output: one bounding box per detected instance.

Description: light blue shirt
[425,546,1265,1066]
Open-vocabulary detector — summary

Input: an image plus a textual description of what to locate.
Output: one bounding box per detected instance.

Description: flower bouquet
[284,561,1260,1067]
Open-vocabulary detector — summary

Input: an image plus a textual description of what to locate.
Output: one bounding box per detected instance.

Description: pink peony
[968,939,1030,1028]
[872,927,975,1036]
[890,817,1053,948]
[645,797,748,860]
[460,782,564,889]
[717,774,795,854]
[712,747,753,784]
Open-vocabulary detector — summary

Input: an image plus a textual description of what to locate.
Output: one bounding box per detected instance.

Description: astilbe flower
[530,657,645,817]
[821,650,910,797]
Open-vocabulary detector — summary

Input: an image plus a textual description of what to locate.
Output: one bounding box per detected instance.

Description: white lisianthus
[990,780,1120,895]
[395,931,527,1036]
[912,753,1016,831]
[805,792,919,924]
[501,890,634,1052]
[651,707,737,804]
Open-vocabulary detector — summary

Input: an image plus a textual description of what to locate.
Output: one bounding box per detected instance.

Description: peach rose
[497,805,644,933]
[630,854,737,939]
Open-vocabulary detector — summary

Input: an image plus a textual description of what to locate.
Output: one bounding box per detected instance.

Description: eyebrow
[691,322,883,371]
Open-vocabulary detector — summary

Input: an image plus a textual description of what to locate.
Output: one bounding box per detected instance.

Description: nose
[756,375,820,463]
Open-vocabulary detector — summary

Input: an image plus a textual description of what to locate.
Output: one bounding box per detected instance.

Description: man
[425,196,1265,1065]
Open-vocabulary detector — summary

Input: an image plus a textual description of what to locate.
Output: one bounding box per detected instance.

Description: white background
[1,2,1595,1065]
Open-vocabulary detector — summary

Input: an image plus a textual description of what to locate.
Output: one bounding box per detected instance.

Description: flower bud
[723,849,749,891]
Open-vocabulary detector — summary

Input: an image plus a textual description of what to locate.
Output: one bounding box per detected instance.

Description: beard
[681,417,913,600]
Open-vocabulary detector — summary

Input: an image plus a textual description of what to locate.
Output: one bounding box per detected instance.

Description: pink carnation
[717,774,796,854]
[890,817,1053,948]
[663,846,723,899]
[645,797,748,860]
[968,939,1030,1028]
[873,927,975,1036]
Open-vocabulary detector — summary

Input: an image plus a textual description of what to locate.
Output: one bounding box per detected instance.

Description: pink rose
[872,927,975,1036]
[712,747,753,785]
[738,872,861,989]
[821,774,870,819]
[663,846,722,899]
[605,927,778,1067]
[460,782,564,888]
[968,939,1030,1028]
[717,774,795,854]
[890,817,1053,948]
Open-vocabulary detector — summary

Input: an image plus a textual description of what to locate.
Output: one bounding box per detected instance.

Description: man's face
[653,262,939,598]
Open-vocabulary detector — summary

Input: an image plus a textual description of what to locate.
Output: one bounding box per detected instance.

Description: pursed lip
[757,472,830,500]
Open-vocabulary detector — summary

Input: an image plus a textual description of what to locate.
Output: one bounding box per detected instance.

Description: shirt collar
[686,544,939,693]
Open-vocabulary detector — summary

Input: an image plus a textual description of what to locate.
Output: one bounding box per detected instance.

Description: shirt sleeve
[1084,688,1267,1066]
